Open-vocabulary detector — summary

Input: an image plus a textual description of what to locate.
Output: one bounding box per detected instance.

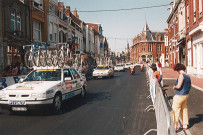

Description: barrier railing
[144,66,176,135]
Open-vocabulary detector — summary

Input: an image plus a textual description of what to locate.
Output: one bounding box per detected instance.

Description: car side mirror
[65,77,72,81]
[19,78,24,83]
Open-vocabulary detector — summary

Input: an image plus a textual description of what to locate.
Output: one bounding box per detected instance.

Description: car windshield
[116,65,123,67]
[96,66,109,70]
[24,69,61,81]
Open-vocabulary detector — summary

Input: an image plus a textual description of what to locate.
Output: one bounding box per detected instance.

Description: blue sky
[61,0,171,52]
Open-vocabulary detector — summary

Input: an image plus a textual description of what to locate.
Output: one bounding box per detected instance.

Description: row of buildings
[0,0,110,71]
[166,0,203,76]
[130,0,203,77]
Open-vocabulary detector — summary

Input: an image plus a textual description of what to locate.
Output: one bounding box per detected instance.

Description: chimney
[65,6,71,17]
[58,2,64,12]
[74,8,79,18]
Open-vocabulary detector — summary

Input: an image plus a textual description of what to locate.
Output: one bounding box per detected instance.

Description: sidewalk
[162,68,203,135]
[162,68,203,91]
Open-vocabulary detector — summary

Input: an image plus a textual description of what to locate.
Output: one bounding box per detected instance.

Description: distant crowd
[0,62,29,77]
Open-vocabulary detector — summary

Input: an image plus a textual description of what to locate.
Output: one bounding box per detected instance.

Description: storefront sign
[0,75,26,90]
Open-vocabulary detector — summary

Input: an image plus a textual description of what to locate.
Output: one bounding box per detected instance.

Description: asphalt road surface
[0,66,156,135]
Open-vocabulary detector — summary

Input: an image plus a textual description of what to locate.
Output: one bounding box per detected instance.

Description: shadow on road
[8,91,112,116]
[189,114,203,129]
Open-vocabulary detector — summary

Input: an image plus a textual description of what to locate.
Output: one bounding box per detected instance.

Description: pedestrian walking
[172,63,191,131]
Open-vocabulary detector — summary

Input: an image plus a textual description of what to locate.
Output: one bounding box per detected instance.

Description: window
[187,5,189,27]
[194,0,196,22]
[49,4,55,15]
[193,45,197,67]
[49,23,53,41]
[54,24,57,41]
[69,69,80,79]
[157,44,162,52]
[148,45,152,52]
[16,12,21,31]
[199,0,202,17]
[33,0,43,10]
[142,45,145,52]
[63,69,72,79]
[11,9,15,31]
[33,20,41,42]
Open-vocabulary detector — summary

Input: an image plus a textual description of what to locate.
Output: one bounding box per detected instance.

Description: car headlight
[0,91,6,99]
[31,93,46,98]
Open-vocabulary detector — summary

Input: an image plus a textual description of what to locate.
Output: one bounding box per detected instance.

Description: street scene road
[0,67,156,135]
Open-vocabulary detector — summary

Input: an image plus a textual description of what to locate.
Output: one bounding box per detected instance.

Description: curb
[192,84,203,92]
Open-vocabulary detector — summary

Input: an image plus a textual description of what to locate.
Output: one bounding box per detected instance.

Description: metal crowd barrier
[144,66,176,135]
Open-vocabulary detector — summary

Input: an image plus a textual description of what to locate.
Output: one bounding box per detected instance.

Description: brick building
[186,0,203,76]
[131,22,166,65]
[167,0,203,76]
[167,0,186,69]
[1,0,30,69]
[30,0,49,43]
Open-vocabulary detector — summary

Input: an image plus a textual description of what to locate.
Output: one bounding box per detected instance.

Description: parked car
[114,64,125,72]
[92,65,114,79]
[124,63,131,69]
[0,66,87,113]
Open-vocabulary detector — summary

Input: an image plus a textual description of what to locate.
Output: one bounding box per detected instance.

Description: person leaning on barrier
[172,63,191,131]
[151,65,160,82]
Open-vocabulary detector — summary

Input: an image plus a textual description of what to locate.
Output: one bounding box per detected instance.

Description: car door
[69,68,82,95]
[62,69,74,100]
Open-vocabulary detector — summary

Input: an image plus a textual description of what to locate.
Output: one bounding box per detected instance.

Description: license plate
[12,107,27,111]
[9,100,26,105]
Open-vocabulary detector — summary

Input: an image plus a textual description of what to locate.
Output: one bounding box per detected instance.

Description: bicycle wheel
[24,51,34,69]
[46,50,53,66]
[33,51,40,67]
[39,50,47,67]
[58,50,65,68]
[52,50,58,67]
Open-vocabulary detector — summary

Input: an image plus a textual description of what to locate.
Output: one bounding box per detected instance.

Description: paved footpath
[162,68,203,135]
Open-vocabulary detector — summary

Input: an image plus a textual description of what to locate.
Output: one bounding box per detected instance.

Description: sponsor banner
[0,75,26,90]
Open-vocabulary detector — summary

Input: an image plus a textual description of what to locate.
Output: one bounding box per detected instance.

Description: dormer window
[33,0,43,11]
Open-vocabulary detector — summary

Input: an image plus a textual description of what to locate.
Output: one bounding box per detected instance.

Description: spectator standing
[158,61,162,68]
[152,66,160,82]
[12,65,19,76]
[20,63,28,75]
[172,63,191,131]
[157,66,163,87]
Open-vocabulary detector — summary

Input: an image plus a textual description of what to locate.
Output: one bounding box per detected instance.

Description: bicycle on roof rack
[24,42,51,69]
[24,42,73,68]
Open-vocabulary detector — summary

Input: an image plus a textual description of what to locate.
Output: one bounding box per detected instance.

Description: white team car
[0,67,87,113]
[114,64,125,72]
[92,65,114,79]
[124,63,131,69]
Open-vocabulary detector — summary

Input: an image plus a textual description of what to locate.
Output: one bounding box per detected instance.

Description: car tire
[52,93,62,113]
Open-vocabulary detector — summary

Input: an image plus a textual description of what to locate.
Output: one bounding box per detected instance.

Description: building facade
[1,0,30,69]
[186,0,203,76]
[131,22,166,65]
[167,0,186,69]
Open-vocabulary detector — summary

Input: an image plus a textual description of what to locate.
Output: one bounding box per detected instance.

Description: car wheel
[52,93,62,113]
[80,86,86,99]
